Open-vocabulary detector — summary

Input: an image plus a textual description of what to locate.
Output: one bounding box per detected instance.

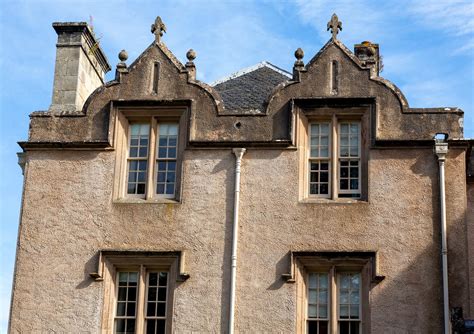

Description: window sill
[299,197,368,204]
[113,197,181,204]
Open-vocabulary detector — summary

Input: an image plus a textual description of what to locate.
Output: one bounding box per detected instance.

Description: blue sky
[0,0,472,331]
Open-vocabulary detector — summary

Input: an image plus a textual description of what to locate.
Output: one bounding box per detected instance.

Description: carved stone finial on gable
[327,13,342,39]
[151,16,167,42]
[186,49,196,63]
[294,48,304,66]
[186,49,197,81]
[116,49,128,81]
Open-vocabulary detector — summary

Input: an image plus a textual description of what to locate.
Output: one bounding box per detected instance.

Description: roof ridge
[211,61,291,86]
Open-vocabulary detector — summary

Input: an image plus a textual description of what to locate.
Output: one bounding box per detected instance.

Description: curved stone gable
[266,39,462,141]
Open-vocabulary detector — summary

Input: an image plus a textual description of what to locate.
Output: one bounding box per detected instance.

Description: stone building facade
[9,15,474,333]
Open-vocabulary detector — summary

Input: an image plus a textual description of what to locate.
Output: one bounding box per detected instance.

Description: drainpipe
[229,148,246,334]
[434,135,450,333]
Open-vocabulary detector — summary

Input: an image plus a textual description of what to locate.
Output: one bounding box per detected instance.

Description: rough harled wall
[9,147,470,333]
[467,182,474,318]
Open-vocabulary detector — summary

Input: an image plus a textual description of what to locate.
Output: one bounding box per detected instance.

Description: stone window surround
[282,251,384,334]
[90,250,190,333]
[296,104,370,203]
[112,105,188,204]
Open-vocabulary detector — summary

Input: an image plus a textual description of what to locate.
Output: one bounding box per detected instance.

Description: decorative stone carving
[151,16,166,42]
[327,13,342,39]
[186,49,196,62]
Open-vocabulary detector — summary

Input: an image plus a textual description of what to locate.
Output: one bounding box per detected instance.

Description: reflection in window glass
[309,123,331,197]
[156,124,178,197]
[127,124,150,195]
[338,273,361,334]
[307,273,329,334]
[339,122,360,198]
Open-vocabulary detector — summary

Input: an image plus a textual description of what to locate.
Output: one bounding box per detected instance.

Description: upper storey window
[308,120,361,199]
[298,103,369,201]
[126,123,179,198]
[114,106,187,202]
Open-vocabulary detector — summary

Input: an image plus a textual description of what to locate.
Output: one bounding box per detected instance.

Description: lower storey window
[114,270,169,334]
[307,271,362,334]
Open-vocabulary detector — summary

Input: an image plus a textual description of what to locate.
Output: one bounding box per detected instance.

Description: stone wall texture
[9,147,471,333]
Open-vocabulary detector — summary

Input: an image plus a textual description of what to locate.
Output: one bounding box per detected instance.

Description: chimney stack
[49,22,111,114]
[354,41,380,76]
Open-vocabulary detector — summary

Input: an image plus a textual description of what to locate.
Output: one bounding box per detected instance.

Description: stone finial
[293,47,305,81]
[186,49,196,62]
[116,49,129,81]
[294,47,304,66]
[117,49,128,70]
[327,13,342,39]
[151,16,166,42]
[118,49,128,62]
[185,49,196,81]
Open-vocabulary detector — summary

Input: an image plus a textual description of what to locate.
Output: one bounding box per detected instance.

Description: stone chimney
[49,22,111,114]
[354,41,380,76]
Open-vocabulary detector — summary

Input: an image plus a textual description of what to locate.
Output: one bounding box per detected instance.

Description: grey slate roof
[213,62,291,114]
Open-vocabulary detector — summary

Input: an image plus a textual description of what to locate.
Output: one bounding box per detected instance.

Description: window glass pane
[137,184,146,194]
[340,124,349,133]
[308,273,328,321]
[319,290,328,304]
[157,302,166,316]
[340,179,348,190]
[146,319,166,334]
[308,272,317,287]
[158,148,167,158]
[308,305,317,318]
[320,147,328,157]
[115,272,139,333]
[147,302,157,317]
[350,305,359,318]
[319,305,328,318]
[168,124,178,136]
[127,124,149,196]
[350,179,359,190]
[350,147,358,157]
[339,321,349,334]
[116,302,126,316]
[156,123,178,197]
[350,123,359,133]
[309,289,317,303]
[159,272,168,286]
[340,305,349,318]
[320,184,328,194]
[339,273,361,321]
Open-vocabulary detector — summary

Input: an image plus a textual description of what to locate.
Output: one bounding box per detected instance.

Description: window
[307,271,361,334]
[308,120,361,199]
[114,269,170,334]
[126,122,179,198]
[286,252,383,334]
[113,105,187,202]
[93,251,190,334]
